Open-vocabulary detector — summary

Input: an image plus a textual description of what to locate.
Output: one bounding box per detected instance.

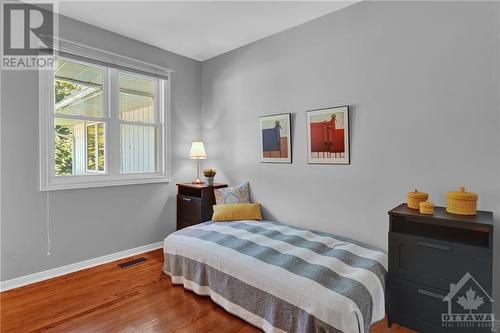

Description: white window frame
[39,44,171,191]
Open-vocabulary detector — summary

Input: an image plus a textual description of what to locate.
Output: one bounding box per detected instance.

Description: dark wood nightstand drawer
[389,232,491,291]
[177,195,201,222]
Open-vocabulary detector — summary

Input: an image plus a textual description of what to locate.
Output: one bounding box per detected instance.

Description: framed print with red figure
[306,106,349,164]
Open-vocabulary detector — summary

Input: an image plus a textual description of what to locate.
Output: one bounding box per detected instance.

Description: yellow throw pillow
[212,203,262,222]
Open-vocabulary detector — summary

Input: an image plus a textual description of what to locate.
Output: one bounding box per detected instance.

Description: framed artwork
[259,113,292,163]
[306,106,350,164]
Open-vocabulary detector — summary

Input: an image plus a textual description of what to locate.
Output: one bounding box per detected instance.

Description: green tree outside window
[54,80,81,176]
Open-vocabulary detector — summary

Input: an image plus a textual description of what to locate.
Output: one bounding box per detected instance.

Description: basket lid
[447,186,478,200]
[419,200,434,208]
[408,189,428,199]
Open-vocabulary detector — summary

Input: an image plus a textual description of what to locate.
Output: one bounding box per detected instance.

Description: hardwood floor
[1,249,414,333]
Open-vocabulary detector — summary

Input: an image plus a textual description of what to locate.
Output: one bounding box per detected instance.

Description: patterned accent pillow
[214,182,251,205]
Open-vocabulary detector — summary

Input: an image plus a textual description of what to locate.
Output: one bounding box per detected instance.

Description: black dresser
[387,204,494,333]
[176,183,228,230]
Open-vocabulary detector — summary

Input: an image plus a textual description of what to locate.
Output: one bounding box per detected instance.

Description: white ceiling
[58,1,357,61]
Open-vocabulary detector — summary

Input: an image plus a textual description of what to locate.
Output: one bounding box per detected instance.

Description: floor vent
[118,257,147,269]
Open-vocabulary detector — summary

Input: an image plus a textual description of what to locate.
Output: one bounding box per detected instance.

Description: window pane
[86,123,106,172]
[54,119,74,176]
[55,118,90,176]
[97,123,105,171]
[120,124,156,173]
[86,124,96,171]
[55,59,103,118]
[54,118,106,176]
[119,73,155,123]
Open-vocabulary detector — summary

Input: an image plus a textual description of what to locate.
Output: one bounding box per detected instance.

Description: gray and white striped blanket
[163,221,387,333]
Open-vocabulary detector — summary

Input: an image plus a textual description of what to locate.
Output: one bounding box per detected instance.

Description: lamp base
[192,159,204,184]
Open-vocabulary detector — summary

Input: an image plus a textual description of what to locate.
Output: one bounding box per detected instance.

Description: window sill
[41,174,170,191]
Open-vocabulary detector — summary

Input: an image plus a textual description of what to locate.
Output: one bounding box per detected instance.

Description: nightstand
[176,183,228,230]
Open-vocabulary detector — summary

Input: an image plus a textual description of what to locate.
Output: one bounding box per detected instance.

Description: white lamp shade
[189,141,207,159]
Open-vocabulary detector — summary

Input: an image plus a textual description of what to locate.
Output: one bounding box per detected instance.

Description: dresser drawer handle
[417,241,450,251]
[418,288,445,300]
[182,197,192,202]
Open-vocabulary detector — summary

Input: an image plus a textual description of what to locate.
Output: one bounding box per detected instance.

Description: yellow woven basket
[407,189,428,209]
[419,201,434,215]
[446,186,478,215]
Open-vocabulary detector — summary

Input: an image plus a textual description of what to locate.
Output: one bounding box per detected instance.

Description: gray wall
[201,1,500,315]
[0,15,201,280]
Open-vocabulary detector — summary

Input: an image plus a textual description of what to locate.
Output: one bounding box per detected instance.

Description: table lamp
[189,141,206,184]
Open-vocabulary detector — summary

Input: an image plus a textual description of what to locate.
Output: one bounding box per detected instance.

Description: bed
[163,220,387,333]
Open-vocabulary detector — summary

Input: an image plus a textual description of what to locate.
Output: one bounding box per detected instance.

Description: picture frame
[306,106,350,164]
[259,113,292,163]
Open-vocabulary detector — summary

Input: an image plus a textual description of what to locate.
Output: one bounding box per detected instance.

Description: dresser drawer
[388,277,460,333]
[177,218,197,230]
[389,232,491,291]
[177,195,201,223]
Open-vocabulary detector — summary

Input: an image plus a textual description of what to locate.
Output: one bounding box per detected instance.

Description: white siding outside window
[120,124,156,174]
[73,123,85,174]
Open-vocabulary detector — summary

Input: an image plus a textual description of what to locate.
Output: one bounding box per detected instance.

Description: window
[40,49,170,190]
[119,72,157,174]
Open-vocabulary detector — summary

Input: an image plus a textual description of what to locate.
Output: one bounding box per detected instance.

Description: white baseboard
[0,241,163,292]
